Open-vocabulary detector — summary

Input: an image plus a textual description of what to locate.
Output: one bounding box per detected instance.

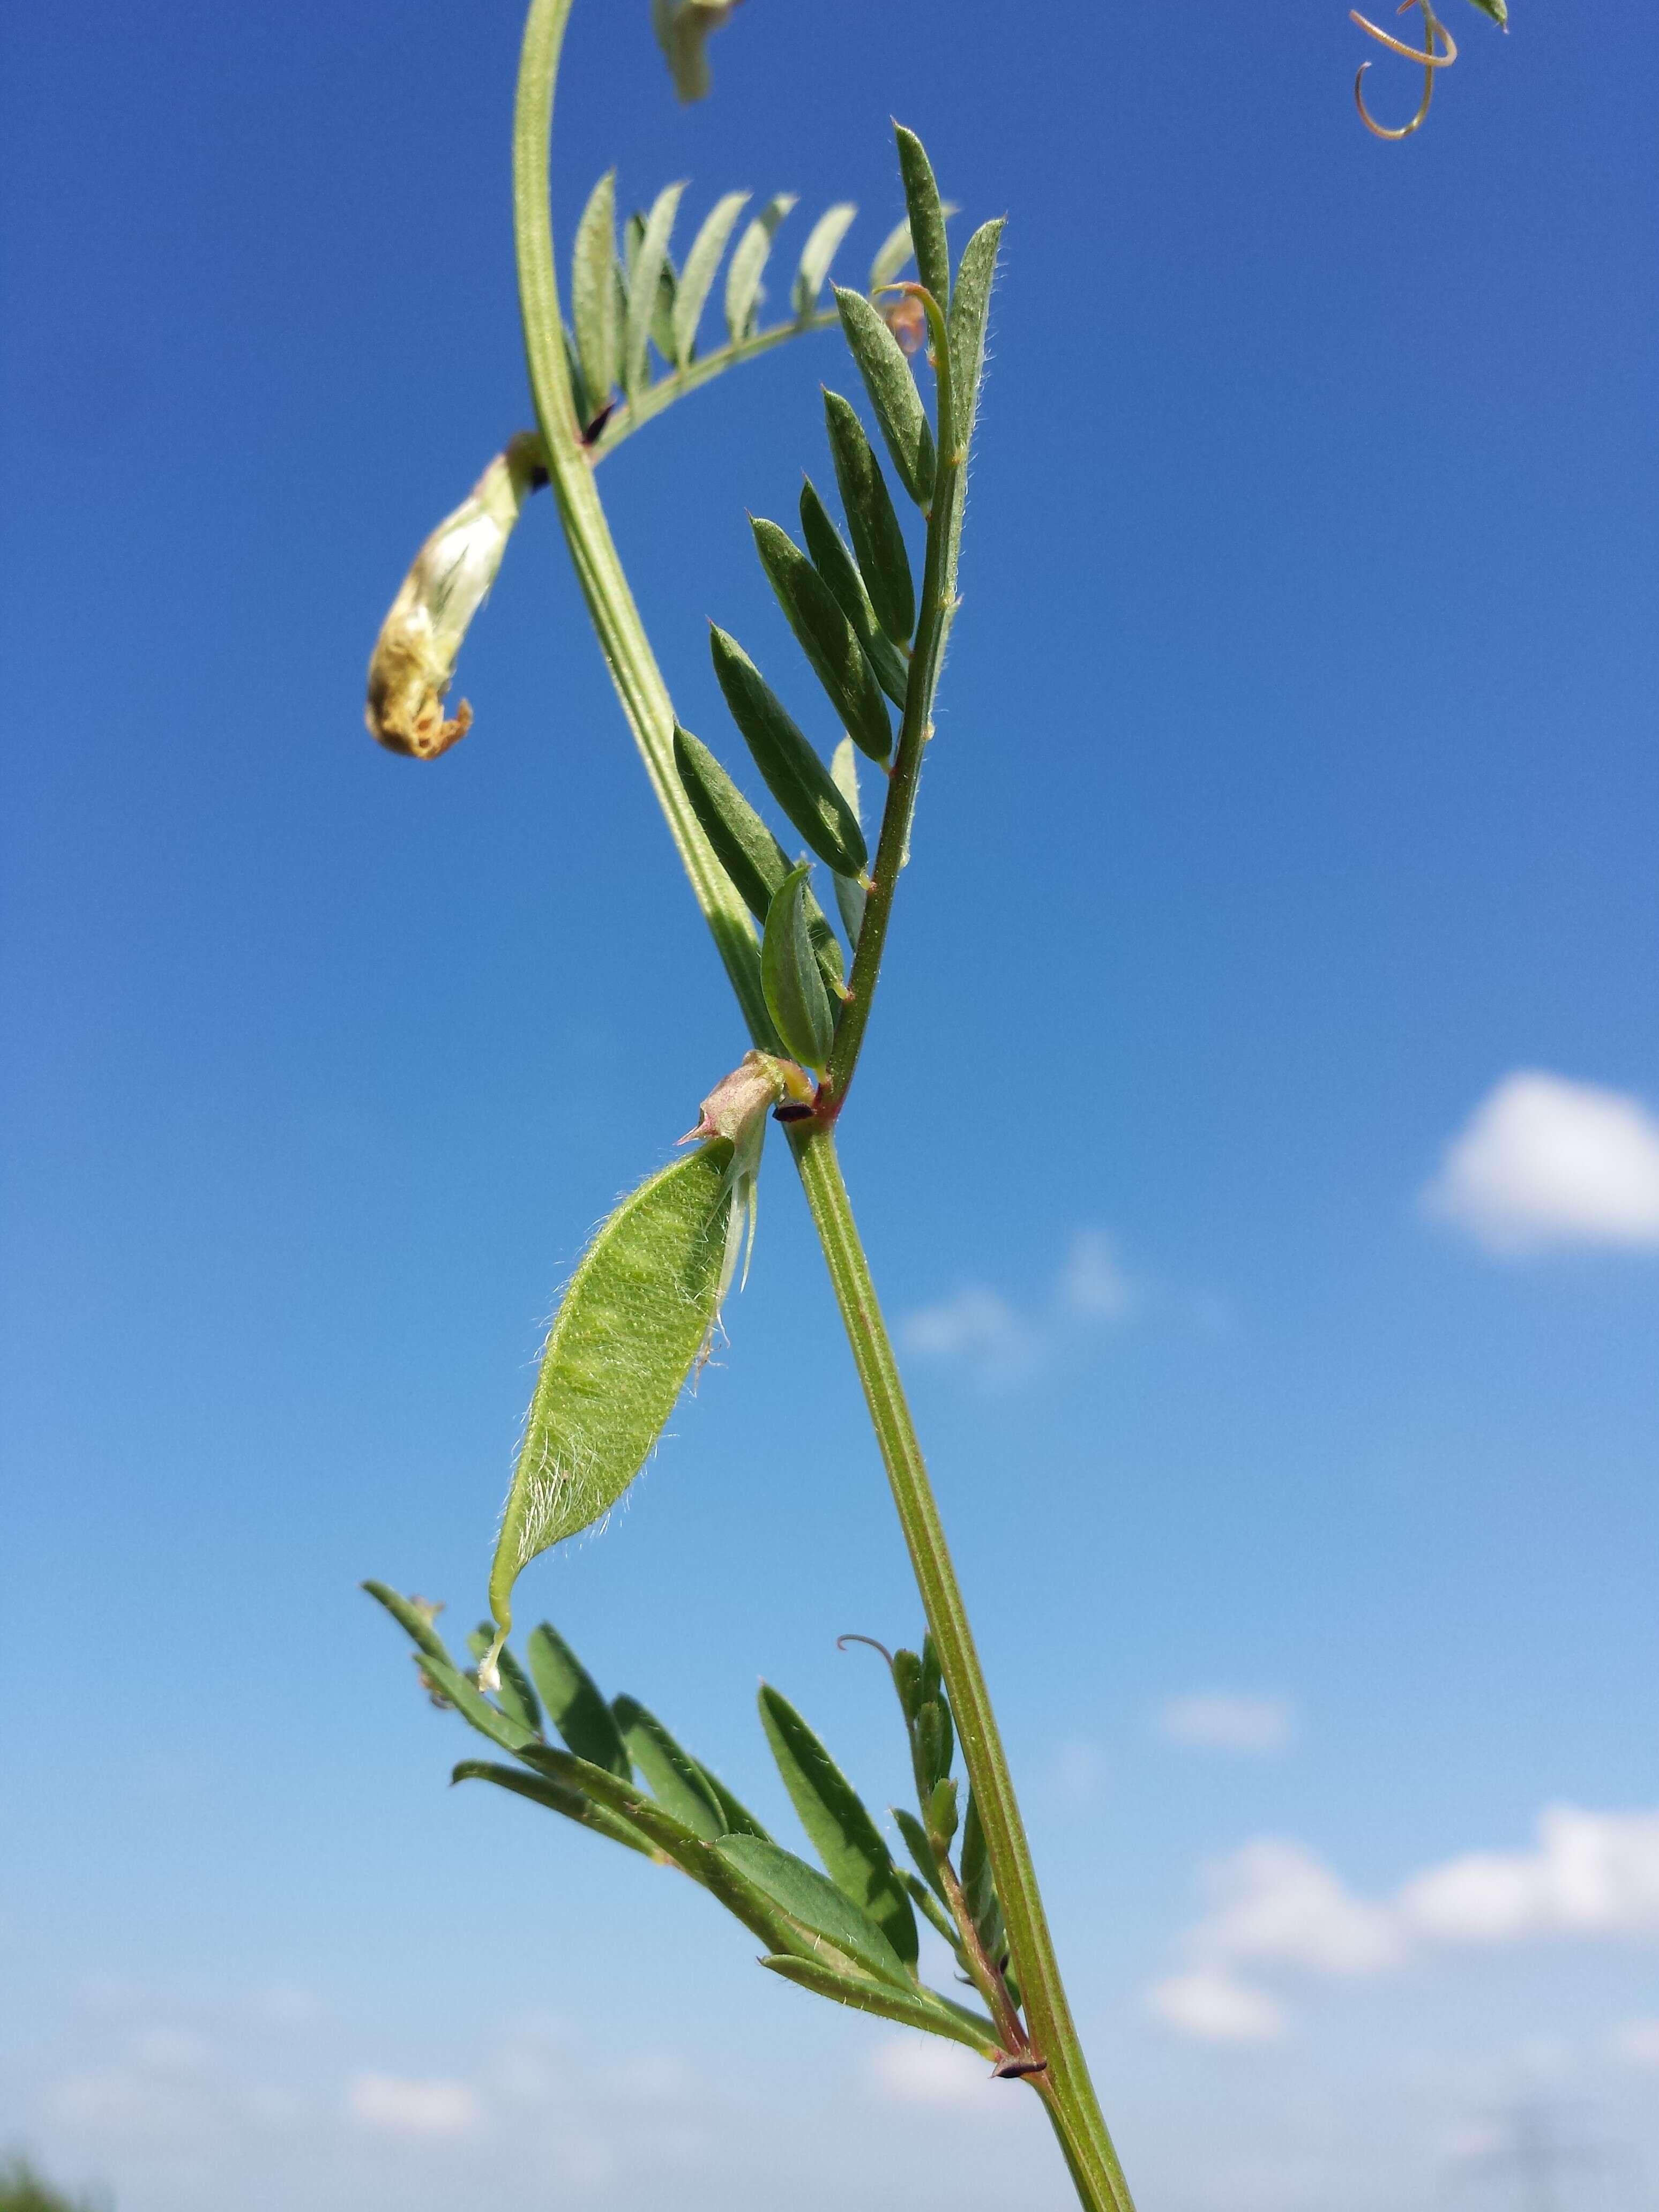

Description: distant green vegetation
[0,2158,106,2212]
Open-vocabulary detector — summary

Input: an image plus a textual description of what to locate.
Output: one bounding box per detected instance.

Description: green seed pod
[762,864,836,1072]
[750,517,892,764]
[823,392,915,645]
[832,286,935,509]
[482,1142,733,1676]
[708,626,868,878]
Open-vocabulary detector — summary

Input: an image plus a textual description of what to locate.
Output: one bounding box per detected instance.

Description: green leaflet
[824,392,915,645]
[946,219,1004,471]
[516,1743,808,1956]
[611,1694,770,1840]
[763,864,835,1072]
[402,1646,540,1759]
[759,1685,918,1965]
[715,1835,913,1988]
[572,171,619,406]
[894,125,951,310]
[362,1581,454,1670]
[959,1790,1008,1964]
[828,739,868,947]
[760,1954,998,2054]
[467,1625,543,1736]
[915,1697,954,1795]
[672,190,750,366]
[750,517,892,764]
[792,201,857,318]
[926,1776,960,1847]
[724,193,797,342]
[1468,0,1506,21]
[904,1869,964,1952]
[526,1621,631,1777]
[891,1646,924,1722]
[708,627,868,877]
[798,478,910,709]
[834,287,936,509]
[892,1805,948,1906]
[623,183,685,397]
[484,1144,732,1656]
[452,1758,657,1858]
[868,215,915,295]
[671,727,847,1000]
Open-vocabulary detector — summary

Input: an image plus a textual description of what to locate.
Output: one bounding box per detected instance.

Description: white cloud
[1147,1969,1286,2043]
[345,2073,480,2136]
[1422,1071,1659,1253]
[868,2038,990,2105]
[1609,2019,1659,2070]
[1152,1805,1659,2042]
[1059,1231,1136,1319]
[1398,1805,1659,1944]
[901,1231,1140,1385]
[901,1286,1038,1380]
[1159,1694,1295,1755]
[1195,1840,1401,1975]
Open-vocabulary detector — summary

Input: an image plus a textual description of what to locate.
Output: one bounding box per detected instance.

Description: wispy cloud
[346,2073,480,2136]
[1421,1071,1659,1254]
[1158,1694,1296,1755]
[867,2038,995,2107]
[901,1230,1141,1386]
[1153,1804,1659,2040]
[1147,1969,1287,2044]
[1608,2019,1659,2071]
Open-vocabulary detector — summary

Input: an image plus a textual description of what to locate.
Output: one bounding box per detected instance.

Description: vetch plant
[363,4,1133,2204]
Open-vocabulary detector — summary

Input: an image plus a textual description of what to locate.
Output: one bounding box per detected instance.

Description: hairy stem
[512,6,1132,2208]
[789,1126,1134,2212]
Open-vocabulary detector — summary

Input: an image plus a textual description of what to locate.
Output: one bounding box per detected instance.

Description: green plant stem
[513,0,772,1052]
[591,312,839,459]
[789,1124,1134,2212]
[512,7,1132,2208]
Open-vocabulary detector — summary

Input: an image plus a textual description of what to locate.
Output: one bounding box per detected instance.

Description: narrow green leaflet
[760,1955,998,2054]
[572,170,620,406]
[903,1869,963,1951]
[894,125,951,310]
[484,1144,731,1658]
[959,1790,1008,1963]
[715,1835,913,1987]
[868,215,915,295]
[828,739,867,946]
[750,517,892,764]
[824,392,915,644]
[892,1805,948,1906]
[946,219,1004,472]
[362,1581,453,1669]
[798,478,910,708]
[833,287,935,509]
[672,189,749,367]
[526,1621,631,1777]
[613,1695,733,1840]
[402,1646,540,1759]
[623,182,685,397]
[915,1695,954,1792]
[724,193,797,342]
[1468,0,1507,21]
[467,1625,543,1736]
[672,728,848,999]
[792,201,857,319]
[708,627,868,877]
[516,1744,807,1956]
[759,1685,918,1964]
[452,1759,657,1857]
[762,865,835,1071]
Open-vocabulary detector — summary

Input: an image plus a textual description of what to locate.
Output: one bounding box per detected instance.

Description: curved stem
[513,0,772,1049]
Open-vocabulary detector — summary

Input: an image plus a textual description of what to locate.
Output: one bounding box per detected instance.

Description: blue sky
[3,1,1657,2207]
